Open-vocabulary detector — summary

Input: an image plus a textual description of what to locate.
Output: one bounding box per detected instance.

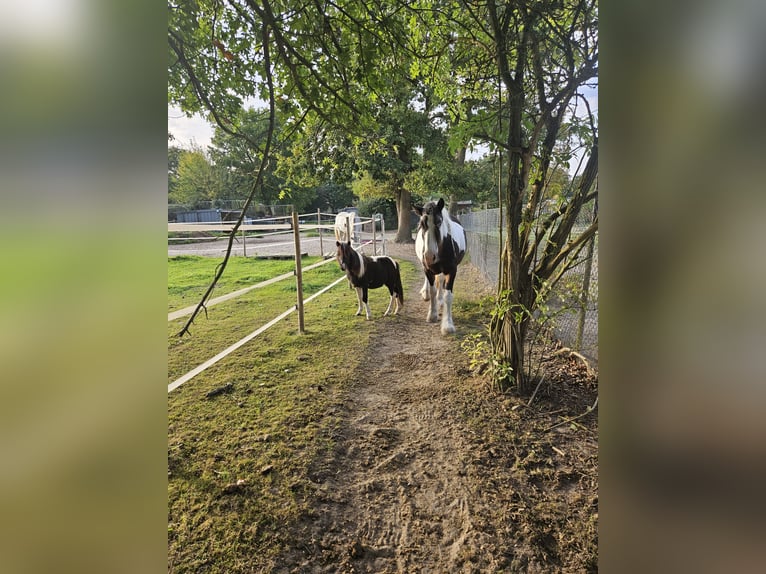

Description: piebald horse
[335,241,404,320]
[413,198,466,334]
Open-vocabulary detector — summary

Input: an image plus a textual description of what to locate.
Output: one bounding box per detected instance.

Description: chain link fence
[460,204,598,367]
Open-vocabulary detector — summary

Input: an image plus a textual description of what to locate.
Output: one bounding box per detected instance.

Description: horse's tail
[394,261,404,303]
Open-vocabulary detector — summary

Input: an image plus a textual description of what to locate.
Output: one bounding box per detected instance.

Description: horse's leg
[419,276,431,301]
[383,288,394,316]
[361,287,372,320]
[354,287,364,316]
[383,279,396,316]
[436,274,446,311]
[440,269,457,334]
[383,269,402,316]
[424,271,438,323]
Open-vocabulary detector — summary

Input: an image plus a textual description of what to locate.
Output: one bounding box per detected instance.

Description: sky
[168,105,216,150]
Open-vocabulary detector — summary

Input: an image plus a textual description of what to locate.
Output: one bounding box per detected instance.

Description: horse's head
[335,240,358,275]
[413,198,445,266]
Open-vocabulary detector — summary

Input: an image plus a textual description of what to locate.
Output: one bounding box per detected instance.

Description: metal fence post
[575,235,595,351]
[317,208,323,256]
[381,216,386,255]
[372,214,378,255]
[575,200,598,351]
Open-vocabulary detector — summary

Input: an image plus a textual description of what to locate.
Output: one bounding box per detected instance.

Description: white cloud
[167,106,215,150]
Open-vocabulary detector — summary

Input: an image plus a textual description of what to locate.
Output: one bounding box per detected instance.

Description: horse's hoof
[441,324,456,335]
[427,314,439,323]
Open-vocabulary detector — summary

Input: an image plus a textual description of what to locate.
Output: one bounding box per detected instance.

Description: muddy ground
[273,242,598,573]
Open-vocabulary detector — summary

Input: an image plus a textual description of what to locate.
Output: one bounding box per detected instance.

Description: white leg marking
[436,275,445,310]
[383,294,394,316]
[355,288,364,316]
[420,277,431,301]
[427,284,438,323]
[364,302,372,320]
[441,290,455,334]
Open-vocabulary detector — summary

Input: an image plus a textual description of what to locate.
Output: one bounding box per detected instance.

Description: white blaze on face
[415,228,427,262]
[416,211,440,267]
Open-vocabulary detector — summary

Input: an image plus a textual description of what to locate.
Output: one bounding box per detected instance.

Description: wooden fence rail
[168,210,373,393]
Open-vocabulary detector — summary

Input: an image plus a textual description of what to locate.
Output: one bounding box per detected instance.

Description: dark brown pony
[335,241,403,319]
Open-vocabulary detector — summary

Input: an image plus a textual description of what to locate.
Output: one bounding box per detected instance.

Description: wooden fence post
[292,211,305,334]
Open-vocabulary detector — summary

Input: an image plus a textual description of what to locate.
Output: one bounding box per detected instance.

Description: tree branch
[538,217,597,290]
[168,28,261,152]
[177,22,278,337]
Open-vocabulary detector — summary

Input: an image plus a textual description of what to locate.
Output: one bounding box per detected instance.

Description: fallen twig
[543,399,598,433]
[527,377,547,407]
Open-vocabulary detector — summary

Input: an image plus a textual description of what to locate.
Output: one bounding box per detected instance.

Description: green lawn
[168,255,420,572]
[168,255,326,313]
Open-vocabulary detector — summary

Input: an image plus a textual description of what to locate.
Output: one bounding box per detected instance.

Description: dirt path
[277,244,598,573]
[274,247,491,572]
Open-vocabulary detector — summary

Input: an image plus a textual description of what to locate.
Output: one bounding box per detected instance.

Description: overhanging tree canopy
[169,0,598,395]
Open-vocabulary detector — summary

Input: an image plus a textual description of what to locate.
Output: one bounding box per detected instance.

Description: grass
[167,255,324,313]
[168,255,596,572]
[168,255,420,572]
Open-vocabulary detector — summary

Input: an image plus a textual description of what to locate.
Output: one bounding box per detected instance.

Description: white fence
[168,210,387,258]
[168,212,384,393]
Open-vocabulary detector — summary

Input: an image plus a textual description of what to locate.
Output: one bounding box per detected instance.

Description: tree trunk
[491,257,534,395]
[453,146,467,167]
[394,186,413,243]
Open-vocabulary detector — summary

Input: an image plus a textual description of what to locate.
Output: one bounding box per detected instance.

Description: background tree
[168,144,183,202]
[351,85,437,242]
[209,107,287,207]
[170,146,222,208]
[274,114,357,213]
[309,183,355,213]
[405,156,497,209]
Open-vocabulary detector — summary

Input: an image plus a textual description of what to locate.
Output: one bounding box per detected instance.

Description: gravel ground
[168,231,396,259]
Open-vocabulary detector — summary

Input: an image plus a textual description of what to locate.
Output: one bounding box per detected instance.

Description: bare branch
[177,22,278,337]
